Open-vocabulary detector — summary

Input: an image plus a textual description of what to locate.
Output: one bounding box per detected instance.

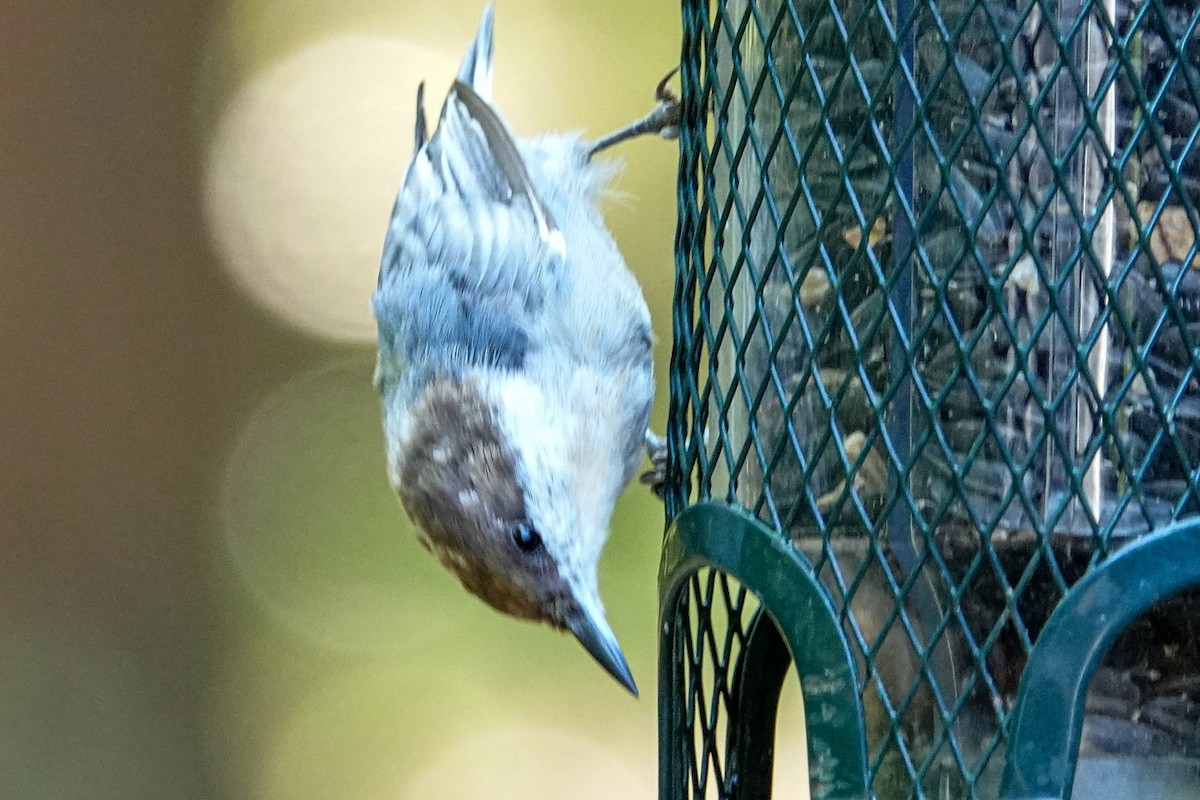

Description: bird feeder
[662,0,1200,797]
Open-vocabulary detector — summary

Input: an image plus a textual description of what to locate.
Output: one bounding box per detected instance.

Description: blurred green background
[0,1,683,797]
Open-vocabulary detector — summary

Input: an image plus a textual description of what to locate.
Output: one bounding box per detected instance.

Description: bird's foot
[639,430,668,499]
[588,68,681,159]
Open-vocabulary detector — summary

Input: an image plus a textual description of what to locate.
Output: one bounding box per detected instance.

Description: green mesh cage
[662,1,1200,798]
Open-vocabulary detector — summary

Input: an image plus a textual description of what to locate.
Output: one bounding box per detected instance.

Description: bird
[372,4,677,696]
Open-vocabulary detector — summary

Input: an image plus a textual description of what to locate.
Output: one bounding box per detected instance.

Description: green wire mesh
[666,0,1200,797]
[678,570,766,797]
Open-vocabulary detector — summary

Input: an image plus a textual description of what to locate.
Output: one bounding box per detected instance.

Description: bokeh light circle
[246,664,486,800]
[219,357,472,654]
[204,36,457,341]
[401,720,653,799]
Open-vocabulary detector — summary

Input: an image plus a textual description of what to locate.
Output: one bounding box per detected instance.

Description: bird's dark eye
[512,523,542,553]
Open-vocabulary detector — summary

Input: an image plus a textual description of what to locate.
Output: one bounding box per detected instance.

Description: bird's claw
[639,430,668,499]
[652,68,681,140]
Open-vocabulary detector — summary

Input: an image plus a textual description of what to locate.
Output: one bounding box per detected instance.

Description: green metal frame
[659,502,870,799]
[999,517,1200,800]
[657,504,1200,800]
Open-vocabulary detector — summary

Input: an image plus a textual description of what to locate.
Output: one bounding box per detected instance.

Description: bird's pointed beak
[566,589,638,697]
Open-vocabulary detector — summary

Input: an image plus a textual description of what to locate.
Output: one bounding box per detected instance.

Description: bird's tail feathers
[457,4,495,101]
[413,81,428,154]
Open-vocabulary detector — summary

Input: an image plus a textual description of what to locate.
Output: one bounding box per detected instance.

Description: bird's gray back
[375,82,565,404]
[375,102,651,412]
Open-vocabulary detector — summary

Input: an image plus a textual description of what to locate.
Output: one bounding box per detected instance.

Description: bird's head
[392,374,637,695]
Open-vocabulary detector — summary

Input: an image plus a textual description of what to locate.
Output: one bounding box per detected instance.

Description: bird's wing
[376,58,566,380]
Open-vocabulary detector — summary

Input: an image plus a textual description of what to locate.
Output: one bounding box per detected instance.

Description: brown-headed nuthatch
[373,4,677,695]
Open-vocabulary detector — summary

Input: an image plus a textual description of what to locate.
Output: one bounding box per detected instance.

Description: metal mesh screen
[678,570,763,798]
[666,0,1200,797]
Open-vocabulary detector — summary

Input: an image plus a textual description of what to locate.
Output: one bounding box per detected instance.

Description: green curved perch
[1000,518,1200,799]
[658,501,870,800]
